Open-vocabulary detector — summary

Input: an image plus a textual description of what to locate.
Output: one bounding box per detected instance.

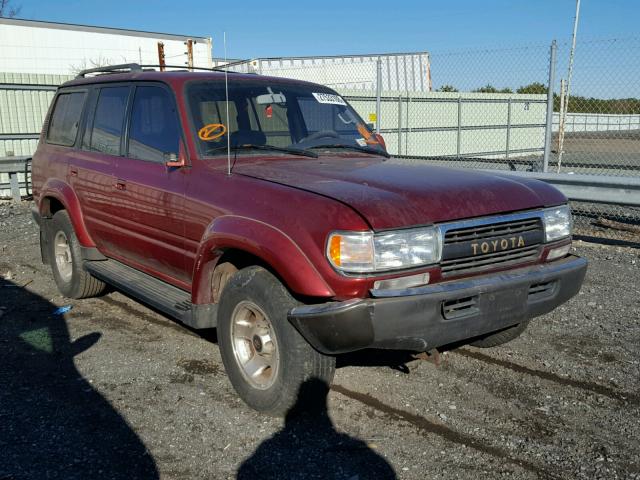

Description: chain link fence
[225,39,639,244]
[1,36,638,243]
[549,37,640,241]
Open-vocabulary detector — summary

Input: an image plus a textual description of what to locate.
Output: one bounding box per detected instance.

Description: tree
[472,84,512,94]
[437,84,458,92]
[69,55,117,75]
[517,82,547,94]
[473,84,497,93]
[471,83,513,93]
[0,0,21,17]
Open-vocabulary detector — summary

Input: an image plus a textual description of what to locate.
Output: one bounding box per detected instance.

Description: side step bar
[85,259,217,329]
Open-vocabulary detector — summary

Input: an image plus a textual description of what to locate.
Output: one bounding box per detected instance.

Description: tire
[469,321,530,348]
[48,210,107,299]
[217,266,336,416]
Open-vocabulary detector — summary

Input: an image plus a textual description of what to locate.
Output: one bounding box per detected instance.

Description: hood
[233,157,566,230]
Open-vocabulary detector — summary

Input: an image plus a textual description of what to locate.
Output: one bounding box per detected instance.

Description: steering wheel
[297,130,340,144]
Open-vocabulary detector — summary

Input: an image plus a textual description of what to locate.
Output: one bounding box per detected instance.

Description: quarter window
[90,86,129,156]
[46,92,86,146]
[128,86,181,163]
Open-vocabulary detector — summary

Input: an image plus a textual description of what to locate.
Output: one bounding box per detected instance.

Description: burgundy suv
[32,64,587,415]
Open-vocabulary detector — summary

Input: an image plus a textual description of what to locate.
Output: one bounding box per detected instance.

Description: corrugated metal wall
[0,72,69,196]
[226,53,431,92]
[0,19,213,75]
[340,90,547,158]
[0,72,69,156]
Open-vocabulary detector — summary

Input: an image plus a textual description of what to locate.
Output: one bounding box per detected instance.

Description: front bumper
[288,255,587,354]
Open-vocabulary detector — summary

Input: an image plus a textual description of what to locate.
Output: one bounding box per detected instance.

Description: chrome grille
[444,217,541,244]
[441,216,543,277]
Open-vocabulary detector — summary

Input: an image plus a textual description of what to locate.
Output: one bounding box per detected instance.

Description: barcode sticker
[312,92,347,105]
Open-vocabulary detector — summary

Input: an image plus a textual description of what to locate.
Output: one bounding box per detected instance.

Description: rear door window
[127,86,181,163]
[46,92,86,146]
[89,86,130,156]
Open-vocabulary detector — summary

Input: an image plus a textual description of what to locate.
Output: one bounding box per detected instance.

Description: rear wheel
[469,321,529,348]
[48,210,106,299]
[217,266,335,416]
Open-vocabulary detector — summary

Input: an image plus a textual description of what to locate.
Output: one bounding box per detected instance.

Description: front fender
[191,215,334,304]
[39,179,95,247]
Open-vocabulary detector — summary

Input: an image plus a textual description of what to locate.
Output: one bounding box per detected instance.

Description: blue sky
[16,0,638,58]
[14,0,640,97]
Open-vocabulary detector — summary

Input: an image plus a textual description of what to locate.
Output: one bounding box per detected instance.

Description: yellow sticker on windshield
[198,123,227,141]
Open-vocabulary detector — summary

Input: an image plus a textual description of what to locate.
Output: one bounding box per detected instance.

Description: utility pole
[185,39,194,71]
[557,0,581,172]
[157,42,166,71]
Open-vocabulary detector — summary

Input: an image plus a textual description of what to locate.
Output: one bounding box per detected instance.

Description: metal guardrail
[0,156,31,202]
[2,153,639,209]
[499,170,640,207]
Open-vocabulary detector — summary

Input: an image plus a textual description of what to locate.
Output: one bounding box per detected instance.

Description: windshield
[186,80,387,157]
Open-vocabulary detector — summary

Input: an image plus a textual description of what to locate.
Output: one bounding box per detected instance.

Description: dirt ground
[1,200,639,480]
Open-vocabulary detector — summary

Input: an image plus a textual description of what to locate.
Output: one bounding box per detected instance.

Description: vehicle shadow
[0,278,158,479]
[237,377,397,480]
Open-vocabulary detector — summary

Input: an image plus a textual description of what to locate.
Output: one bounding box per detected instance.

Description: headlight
[543,205,572,242]
[327,227,441,273]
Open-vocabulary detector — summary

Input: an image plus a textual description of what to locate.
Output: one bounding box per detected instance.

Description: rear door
[70,85,131,253]
[110,83,189,287]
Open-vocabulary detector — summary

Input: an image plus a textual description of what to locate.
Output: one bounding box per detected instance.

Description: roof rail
[138,63,254,74]
[75,62,254,79]
[76,63,143,78]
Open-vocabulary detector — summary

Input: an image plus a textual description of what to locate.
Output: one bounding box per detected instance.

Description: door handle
[69,167,78,177]
[115,180,126,191]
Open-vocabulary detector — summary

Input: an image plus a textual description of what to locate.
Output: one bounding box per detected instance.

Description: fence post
[375,57,382,134]
[405,95,410,155]
[542,40,557,173]
[506,97,512,159]
[397,95,403,156]
[456,96,462,159]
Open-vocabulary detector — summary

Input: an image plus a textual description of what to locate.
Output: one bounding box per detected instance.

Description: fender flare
[191,215,334,304]
[39,179,95,247]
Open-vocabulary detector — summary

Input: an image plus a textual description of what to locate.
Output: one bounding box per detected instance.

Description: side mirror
[165,140,187,168]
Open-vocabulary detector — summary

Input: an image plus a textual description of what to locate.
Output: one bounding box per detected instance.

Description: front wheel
[469,320,529,348]
[217,266,335,416]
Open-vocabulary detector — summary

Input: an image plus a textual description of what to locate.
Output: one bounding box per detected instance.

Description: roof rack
[76,63,143,78]
[76,62,253,79]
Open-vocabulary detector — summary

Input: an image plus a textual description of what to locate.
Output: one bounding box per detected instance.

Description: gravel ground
[0,200,639,480]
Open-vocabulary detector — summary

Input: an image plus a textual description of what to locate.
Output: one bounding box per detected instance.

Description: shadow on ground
[238,378,397,480]
[0,278,158,479]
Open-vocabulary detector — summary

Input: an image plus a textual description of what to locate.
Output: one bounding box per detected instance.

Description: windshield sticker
[312,92,347,106]
[198,123,227,141]
[355,138,367,147]
[356,123,379,145]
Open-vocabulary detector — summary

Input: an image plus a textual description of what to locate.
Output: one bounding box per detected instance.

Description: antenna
[224,32,231,176]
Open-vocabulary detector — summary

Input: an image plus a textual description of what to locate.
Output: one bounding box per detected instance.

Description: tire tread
[470,321,529,348]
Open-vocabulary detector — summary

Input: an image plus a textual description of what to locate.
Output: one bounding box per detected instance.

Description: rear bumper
[288,255,587,354]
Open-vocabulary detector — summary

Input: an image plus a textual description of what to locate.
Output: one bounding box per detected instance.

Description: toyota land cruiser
[31,64,587,415]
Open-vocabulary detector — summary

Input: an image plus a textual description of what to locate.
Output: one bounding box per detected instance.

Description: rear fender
[191,215,334,304]
[39,179,95,248]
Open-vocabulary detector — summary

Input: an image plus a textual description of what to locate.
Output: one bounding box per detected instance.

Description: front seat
[230,130,267,147]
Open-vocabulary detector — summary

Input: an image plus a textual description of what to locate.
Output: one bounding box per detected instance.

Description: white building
[0,17,212,75]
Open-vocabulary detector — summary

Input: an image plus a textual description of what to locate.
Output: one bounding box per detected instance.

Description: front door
[111,84,189,287]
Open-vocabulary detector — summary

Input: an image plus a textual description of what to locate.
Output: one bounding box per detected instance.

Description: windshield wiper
[308,144,390,158]
[208,144,318,158]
